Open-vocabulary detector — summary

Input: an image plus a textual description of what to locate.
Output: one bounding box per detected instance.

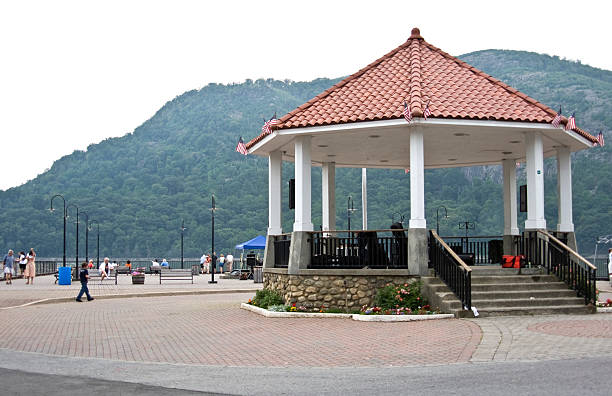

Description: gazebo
[245,28,598,310]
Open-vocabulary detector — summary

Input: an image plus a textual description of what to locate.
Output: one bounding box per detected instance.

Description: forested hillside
[0,50,609,258]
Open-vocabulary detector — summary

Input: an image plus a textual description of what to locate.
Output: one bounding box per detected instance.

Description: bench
[159,268,193,284]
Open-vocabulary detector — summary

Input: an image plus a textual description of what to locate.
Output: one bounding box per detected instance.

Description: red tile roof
[247,28,597,149]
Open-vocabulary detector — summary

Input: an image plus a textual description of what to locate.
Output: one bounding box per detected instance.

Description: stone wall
[264,272,417,311]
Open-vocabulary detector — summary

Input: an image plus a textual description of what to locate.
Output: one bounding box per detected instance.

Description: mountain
[0,50,610,258]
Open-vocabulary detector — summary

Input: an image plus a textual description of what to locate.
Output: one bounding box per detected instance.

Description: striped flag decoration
[423,101,432,120]
[403,101,412,122]
[596,131,605,147]
[551,106,562,128]
[235,137,248,155]
[261,115,279,134]
[565,112,576,131]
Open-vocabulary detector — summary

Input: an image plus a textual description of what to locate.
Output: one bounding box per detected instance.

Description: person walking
[18,251,27,275]
[76,262,94,302]
[2,250,15,285]
[24,248,36,285]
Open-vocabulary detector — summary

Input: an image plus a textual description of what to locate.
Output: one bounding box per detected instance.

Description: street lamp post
[436,206,448,235]
[209,195,217,284]
[594,234,612,265]
[89,220,100,267]
[347,195,356,232]
[50,194,67,267]
[66,204,79,277]
[180,219,186,269]
[81,212,89,264]
[459,221,475,252]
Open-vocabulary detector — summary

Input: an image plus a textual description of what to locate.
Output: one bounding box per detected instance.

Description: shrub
[373,281,428,311]
[250,289,284,309]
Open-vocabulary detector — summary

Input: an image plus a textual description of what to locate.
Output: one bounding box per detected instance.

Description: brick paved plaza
[0,274,611,370]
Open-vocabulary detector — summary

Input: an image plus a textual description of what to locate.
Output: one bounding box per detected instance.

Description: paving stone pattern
[470,314,612,362]
[0,294,480,367]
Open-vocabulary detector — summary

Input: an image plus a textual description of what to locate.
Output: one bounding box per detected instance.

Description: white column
[524,131,547,230]
[556,147,574,232]
[321,162,336,232]
[293,136,313,232]
[267,151,283,235]
[361,168,368,230]
[409,127,426,228]
[502,159,519,235]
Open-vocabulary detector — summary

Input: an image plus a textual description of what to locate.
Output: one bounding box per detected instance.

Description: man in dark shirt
[76,262,94,302]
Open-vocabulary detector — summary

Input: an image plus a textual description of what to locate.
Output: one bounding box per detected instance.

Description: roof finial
[410,27,422,40]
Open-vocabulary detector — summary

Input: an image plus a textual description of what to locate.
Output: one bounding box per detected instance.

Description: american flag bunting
[565,112,576,131]
[596,131,605,147]
[423,101,431,120]
[403,101,412,122]
[235,137,248,155]
[551,106,562,128]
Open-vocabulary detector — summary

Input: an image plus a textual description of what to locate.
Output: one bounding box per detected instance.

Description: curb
[1,289,257,310]
[597,307,612,313]
[240,303,455,321]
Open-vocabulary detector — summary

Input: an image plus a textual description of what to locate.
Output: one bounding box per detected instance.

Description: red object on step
[502,255,526,268]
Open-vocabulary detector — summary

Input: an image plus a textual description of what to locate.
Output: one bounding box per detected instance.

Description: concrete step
[472,289,577,300]
[471,282,569,292]
[472,296,585,308]
[469,267,543,276]
[470,275,558,284]
[477,305,594,317]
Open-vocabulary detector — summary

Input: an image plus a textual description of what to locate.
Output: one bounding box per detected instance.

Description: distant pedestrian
[161,258,169,267]
[608,248,612,286]
[87,259,94,269]
[99,257,109,282]
[211,252,218,274]
[24,248,36,284]
[226,254,234,272]
[125,260,132,272]
[18,251,27,275]
[200,253,208,274]
[204,254,212,274]
[76,262,94,302]
[218,254,225,274]
[3,250,15,285]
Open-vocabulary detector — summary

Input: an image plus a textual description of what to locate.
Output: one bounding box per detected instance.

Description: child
[76,262,95,302]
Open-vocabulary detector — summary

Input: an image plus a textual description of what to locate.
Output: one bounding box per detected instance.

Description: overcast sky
[1,0,610,190]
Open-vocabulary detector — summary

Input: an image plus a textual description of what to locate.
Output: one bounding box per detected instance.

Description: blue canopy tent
[235,235,267,250]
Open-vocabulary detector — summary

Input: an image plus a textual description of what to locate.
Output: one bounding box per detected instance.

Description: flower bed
[243,281,453,321]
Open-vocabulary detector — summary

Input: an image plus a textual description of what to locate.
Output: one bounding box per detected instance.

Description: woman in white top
[18,251,27,275]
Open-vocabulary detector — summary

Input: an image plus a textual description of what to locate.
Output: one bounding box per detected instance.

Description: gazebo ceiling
[251,118,593,169]
[247,27,597,165]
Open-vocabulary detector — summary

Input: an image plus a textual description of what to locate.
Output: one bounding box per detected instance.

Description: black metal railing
[273,234,291,268]
[440,236,503,265]
[521,230,596,305]
[310,229,408,269]
[36,260,58,276]
[429,230,471,310]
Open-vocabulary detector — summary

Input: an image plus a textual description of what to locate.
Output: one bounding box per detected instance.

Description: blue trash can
[58,266,71,285]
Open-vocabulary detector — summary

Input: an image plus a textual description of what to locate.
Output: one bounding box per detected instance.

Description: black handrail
[429,230,471,310]
[521,230,596,305]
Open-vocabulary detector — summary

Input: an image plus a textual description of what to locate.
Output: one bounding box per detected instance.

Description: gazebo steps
[476,305,594,317]
[422,266,594,317]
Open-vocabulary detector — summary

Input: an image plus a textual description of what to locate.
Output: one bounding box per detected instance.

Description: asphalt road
[2,355,611,395]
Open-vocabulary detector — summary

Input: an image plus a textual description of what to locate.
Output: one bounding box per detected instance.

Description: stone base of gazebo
[263,268,417,310]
